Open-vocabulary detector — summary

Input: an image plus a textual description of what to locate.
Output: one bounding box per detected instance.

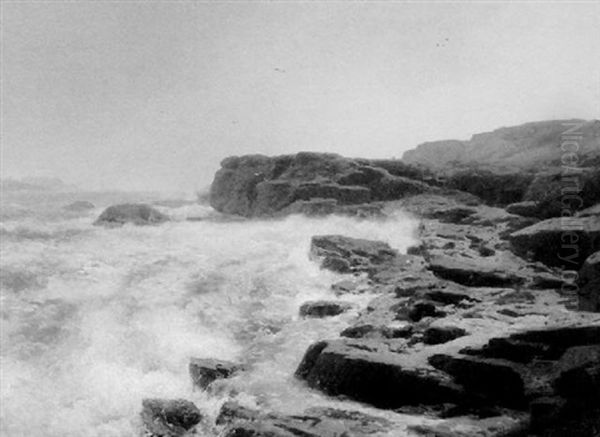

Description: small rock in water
[189,358,242,390]
[141,398,202,437]
[94,203,169,226]
[299,300,353,318]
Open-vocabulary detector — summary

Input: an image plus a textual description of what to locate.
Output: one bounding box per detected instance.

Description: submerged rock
[189,358,242,390]
[94,203,168,226]
[578,251,600,312]
[299,300,352,318]
[141,398,202,437]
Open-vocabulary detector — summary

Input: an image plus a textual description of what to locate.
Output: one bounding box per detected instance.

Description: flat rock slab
[428,255,524,287]
[218,401,394,437]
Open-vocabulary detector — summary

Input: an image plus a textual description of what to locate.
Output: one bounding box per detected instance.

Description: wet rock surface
[294,192,600,436]
[141,398,202,437]
[160,132,600,437]
[299,300,353,318]
[189,358,242,390]
[217,401,394,437]
[94,203,169,226]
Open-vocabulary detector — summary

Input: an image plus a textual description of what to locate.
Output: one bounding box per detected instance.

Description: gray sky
[2,1,599,192]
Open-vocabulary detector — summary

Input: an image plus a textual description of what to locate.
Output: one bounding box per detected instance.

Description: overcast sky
[2,1,599,192]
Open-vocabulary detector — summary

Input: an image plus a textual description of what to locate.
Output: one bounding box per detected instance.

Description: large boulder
[578,251,600,312]
[209,152,431,217]
[140,398,202,437]
[94,204,168,226]
[509,216,600,268]
[295,340,462,409]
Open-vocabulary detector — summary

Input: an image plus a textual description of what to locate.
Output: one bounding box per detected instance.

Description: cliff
[402,119,600,171]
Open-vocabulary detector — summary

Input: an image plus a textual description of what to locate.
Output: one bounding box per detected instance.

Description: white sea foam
[0,194,420,437]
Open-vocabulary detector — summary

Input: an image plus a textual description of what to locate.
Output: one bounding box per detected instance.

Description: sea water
[0,191,423,437]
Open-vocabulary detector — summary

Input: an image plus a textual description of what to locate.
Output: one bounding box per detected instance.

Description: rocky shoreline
[94,120,599,436]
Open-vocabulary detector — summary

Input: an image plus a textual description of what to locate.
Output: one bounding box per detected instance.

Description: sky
[2,1,599,192]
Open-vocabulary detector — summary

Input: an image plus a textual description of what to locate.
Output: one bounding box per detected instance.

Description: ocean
[0,190,421,437]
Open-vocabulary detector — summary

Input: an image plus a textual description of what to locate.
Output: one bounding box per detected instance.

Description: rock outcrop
[209,152,431,217]
[94,203,168,226]
[402,119,600,171]
[293,191,599,436]
[509,216,600,268]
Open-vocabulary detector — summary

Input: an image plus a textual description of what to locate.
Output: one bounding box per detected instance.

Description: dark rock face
[427,325,600,423]
[63,200,95,211]
[209,152,431,217]
[189,358,242,390]
[94,203,168,226]
[579,251,600,312]
[509,216,600,268]
[423,326,467,345]
[140,398,202,437]
[299,300,352,318]
[295,340,462,409]
[444,170,534,206]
